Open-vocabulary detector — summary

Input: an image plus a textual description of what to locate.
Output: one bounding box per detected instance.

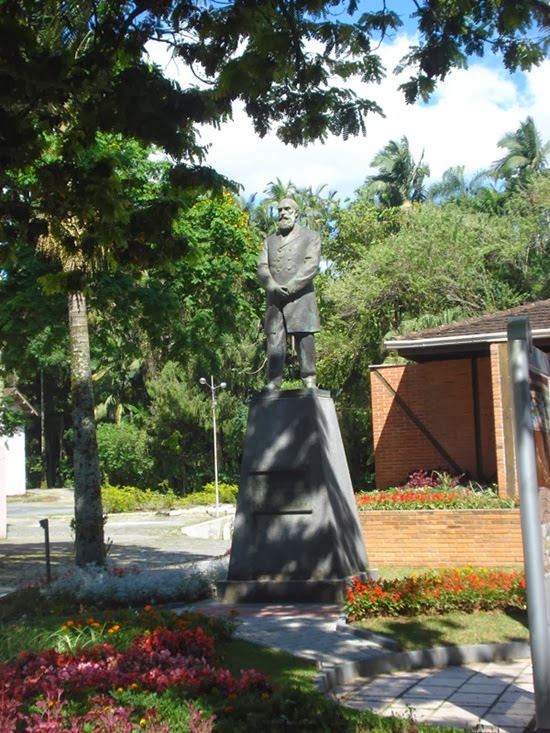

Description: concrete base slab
[217,573,371,604]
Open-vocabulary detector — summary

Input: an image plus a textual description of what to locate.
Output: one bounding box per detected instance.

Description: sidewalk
[2,490,535,732]
[188,600,534,733]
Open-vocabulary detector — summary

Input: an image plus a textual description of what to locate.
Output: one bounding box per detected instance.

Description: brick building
[370,299,550,497]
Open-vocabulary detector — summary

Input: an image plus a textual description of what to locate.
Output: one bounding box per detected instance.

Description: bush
[403,469,440,488]
[101,485,179,513]
[178,482,239,507]
[101,482,238,513]
[97,423,154,490]
[345,567,526,620]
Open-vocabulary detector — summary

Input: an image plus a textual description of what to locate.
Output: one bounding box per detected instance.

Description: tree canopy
[1,0,549,556]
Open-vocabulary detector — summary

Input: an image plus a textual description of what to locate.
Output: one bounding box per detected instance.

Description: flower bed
[355,471,517,511]
[345,567,526,622]
[0,607,271,731]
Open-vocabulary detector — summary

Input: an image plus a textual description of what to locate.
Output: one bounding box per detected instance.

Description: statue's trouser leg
[267,323,286,388]
[295,332,316,379]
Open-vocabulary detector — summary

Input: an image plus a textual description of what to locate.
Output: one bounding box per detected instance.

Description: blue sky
[147,10,550,202]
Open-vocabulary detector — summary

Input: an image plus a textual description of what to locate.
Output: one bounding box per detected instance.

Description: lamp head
[199,377,207,385]
[220,382,227,389]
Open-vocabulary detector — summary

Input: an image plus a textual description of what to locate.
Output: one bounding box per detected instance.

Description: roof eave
[385,328,550,353]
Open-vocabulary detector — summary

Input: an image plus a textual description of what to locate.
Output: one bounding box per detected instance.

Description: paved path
[186,601,535,733]
[2,490,536,732]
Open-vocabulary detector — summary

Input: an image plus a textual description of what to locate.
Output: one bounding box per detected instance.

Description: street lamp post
[199,375,226,517]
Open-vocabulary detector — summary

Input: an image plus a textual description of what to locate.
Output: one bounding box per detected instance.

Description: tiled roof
[391,299,550,341]
[384,299,550,361]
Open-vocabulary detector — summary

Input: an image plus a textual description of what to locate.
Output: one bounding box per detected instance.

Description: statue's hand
[268,282,289,298]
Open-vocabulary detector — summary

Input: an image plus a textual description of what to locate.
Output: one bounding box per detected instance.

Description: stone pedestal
[217,389,375,603]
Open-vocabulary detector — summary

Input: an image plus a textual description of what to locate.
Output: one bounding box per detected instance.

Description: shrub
[101,484,180,513]
[345,567,526,621]
[403,469,439,489]
[178,482,239,507]
[203,481,239,503]
[101,482,238,513]
[97,423,154,489]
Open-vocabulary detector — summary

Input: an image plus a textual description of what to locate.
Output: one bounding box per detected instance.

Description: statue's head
[277,198,298,234]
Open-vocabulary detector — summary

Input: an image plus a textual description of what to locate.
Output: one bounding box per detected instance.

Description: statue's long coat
[257,223,321,334]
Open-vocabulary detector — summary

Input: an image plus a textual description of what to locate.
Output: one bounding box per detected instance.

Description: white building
[1,387,37,539]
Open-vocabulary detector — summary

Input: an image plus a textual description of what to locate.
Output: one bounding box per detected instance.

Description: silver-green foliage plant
[42,558,229,607]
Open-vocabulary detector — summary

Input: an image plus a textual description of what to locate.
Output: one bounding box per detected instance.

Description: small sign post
[508,316,550,731]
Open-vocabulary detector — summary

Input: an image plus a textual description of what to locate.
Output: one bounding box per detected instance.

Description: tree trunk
[68,291,105,566]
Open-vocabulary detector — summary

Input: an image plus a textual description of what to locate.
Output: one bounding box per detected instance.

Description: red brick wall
[477,357,497,480]
[360,509,523,567]
[370,358,496,490]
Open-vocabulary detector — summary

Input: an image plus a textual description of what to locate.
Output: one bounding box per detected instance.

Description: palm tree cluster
[240,178,339,240]
[360,116,549,208]
[492,116,550,182]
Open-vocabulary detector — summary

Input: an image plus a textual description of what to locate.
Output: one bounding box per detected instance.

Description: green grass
[218,637,320,689]
[352,567,528,651]
[353,609,529,651]
[0,572,531,733]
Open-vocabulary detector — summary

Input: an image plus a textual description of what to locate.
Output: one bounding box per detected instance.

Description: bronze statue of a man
[258,198,321,390]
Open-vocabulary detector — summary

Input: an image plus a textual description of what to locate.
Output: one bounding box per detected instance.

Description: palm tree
[253,181,339,239]
[293,184,338,232]
[492,116,550,182]
[264,179,297,207]
[428,166,494,204]
[363,136,430,208]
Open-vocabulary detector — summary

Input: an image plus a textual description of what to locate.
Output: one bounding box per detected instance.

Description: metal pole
[200,376,226,518]
[39,518,52,584]
[508,317,550,731]
[210,375,220,518]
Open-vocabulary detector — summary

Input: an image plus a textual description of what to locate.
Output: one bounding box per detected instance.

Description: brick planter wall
[359,509,523,567]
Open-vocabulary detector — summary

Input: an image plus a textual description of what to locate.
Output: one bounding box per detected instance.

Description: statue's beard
[278,219,293,235]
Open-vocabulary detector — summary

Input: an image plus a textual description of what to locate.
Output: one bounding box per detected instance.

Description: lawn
[353,609,529,651]
[1,584,513,733]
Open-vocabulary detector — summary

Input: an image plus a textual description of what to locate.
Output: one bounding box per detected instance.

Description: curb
[314,639,531,693]
[335,612,401,651]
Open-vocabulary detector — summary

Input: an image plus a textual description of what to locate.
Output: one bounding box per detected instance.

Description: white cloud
[147,38,550,200]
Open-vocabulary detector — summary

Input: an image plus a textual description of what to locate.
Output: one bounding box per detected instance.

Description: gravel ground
[1,488,233,596]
